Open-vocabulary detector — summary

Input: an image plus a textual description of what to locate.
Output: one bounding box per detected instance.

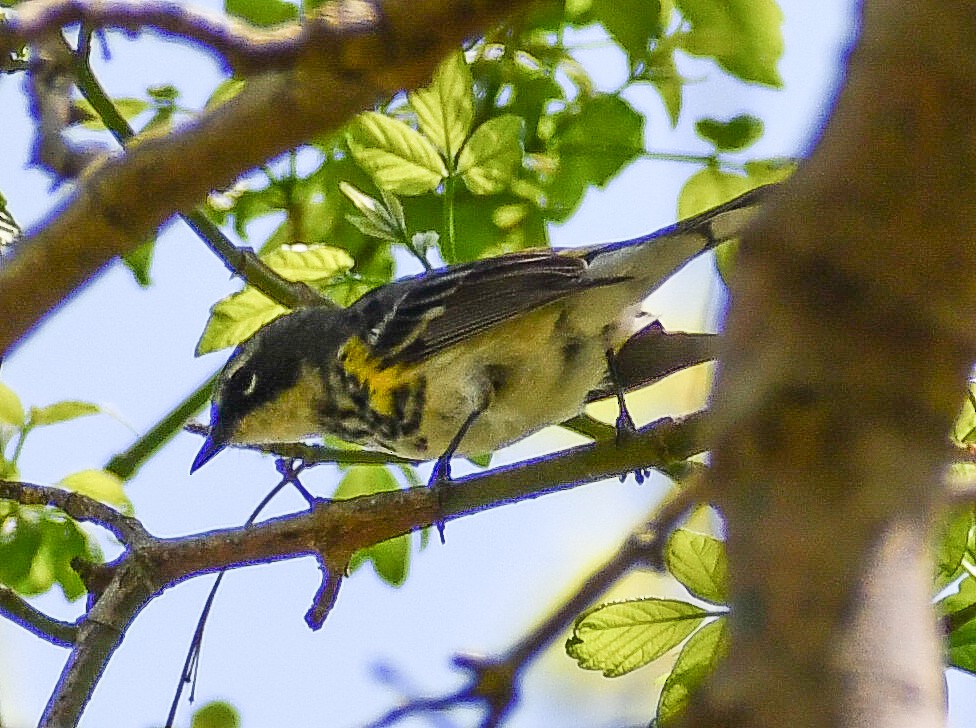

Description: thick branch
[0,0,538,357]
[695,1,976,726]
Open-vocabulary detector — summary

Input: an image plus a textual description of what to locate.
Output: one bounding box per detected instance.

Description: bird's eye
[242,372,259,397]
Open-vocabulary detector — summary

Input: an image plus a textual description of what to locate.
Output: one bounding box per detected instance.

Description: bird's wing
[356,250,621,364]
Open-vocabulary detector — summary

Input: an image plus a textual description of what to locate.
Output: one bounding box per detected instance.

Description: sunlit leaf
[28,401,101,427]
[666,529,728,604]
[0,382,24,427]
[60,469,133,514]
[410,50,474,161]
[566,598,706,676]
[196,287,287,355]
[347,112,448,195]
[657,618,729,724]
[259,244,354,283]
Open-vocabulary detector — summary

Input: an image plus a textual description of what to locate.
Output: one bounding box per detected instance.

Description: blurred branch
[0,585,78,647]
[0,0,537,356]
[35,410,708,727]
[363,468,711,728]
[1,0,306,74]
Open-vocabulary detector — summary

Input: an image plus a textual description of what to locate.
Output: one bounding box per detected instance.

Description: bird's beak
[190,434,226,473]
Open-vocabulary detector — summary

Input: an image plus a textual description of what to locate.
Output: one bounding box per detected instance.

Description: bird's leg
[606,348,650,485]
[429,399,487,543]
[606,348,638,439]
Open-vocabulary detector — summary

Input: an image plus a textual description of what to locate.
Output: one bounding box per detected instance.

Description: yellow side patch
[340,336,413,418]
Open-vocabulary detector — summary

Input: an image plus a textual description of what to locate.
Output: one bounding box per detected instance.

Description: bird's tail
[581,183,775,295]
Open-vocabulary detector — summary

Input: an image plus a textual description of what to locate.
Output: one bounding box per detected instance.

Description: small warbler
[191,185,768,476]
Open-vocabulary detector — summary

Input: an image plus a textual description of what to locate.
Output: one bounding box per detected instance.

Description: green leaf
[0,514,42,589]
[695,114,764,151]
[592,0,661,63]
[666,529,728,604]
[566,598,707,677]
[191,701,241,728]
[347,112,448,195]
[225,0,298,26]
[644,42,684,126]
[944,579,976,675]
[0,382,24,427]
[197,287,287,355]
[410,50,474,161]
[340,182,404,242]
[59,470,133,514]
[676,0,784,86]
[935,507,975,588]
[73,97,150,130]
[259,244,354,283]
[121,238,156,287]
[146,84,179,104]
[954,386,976,445]
[28,401,101,427]
[197,244,352,354]
[457,115,525,195]
[205,78,247,111]
[0,510,98,600]
[336,466,410,586]
[657,618,729,724]
[545,95,644,217]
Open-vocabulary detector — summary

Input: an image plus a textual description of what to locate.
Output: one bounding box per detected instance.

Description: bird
[191,185,769,479]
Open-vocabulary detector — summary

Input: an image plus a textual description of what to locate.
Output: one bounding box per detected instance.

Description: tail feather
[582,182,775,295]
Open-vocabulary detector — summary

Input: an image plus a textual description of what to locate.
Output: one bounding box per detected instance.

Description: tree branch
[0,585,78,647]
[693,1,976,725]
[35,409,708,727]
[0,0,539,357]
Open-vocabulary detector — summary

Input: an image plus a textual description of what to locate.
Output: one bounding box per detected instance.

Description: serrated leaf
[28,401,101,427]
[657,618,729,724]
[347,112,448,195]
[192,701,241,728]
[457,115,525,195]
[196,287,287,355]
[59,470,133,513]
[336,466,410,586]
[225,0,297,26]
[676,0,784,86]
[0,382,24,426]
[666,529,728,604]
[410,50,474,161]
[695,114,763,152]
[260,244,354,283]
[566,598,706,677]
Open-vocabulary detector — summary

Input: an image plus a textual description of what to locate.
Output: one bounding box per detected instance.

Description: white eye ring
[243,372,259,397]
